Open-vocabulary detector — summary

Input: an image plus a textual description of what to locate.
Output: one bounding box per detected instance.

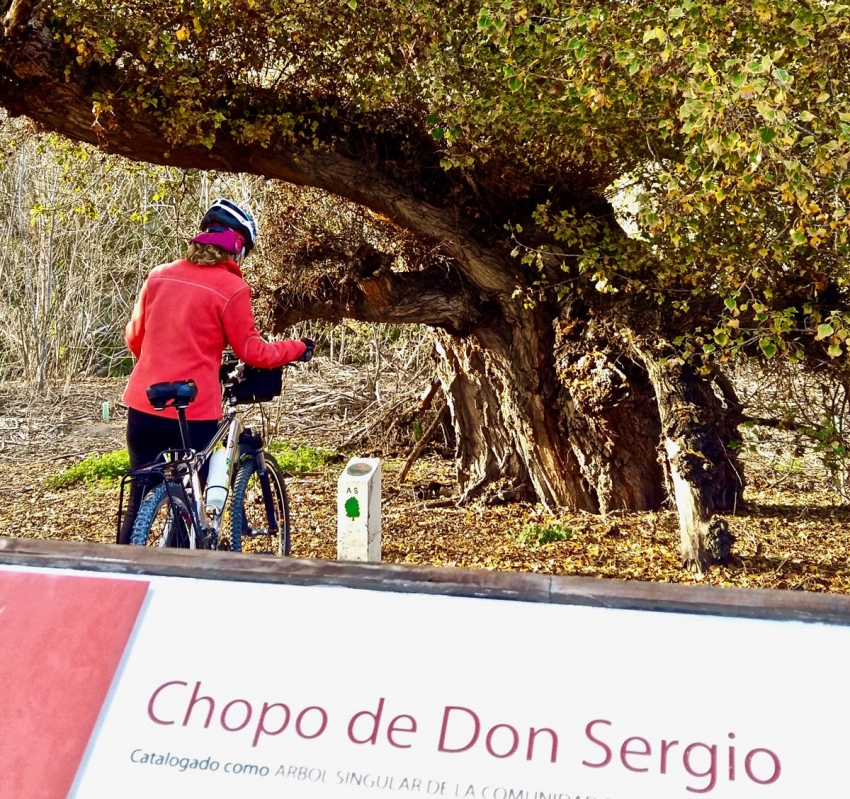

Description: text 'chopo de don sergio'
[147,681,782,794]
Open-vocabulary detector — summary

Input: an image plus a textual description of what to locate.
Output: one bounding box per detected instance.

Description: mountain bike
[119,359,290,555]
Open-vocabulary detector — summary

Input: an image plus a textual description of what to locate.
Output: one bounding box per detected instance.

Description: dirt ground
[2,375,850,593]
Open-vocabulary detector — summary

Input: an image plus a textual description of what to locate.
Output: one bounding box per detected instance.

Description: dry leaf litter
[1,360,849,592]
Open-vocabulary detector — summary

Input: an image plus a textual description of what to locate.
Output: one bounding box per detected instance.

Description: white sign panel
[0,564,846,799]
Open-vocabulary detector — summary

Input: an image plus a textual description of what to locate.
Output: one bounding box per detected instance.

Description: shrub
[514,521,572,546]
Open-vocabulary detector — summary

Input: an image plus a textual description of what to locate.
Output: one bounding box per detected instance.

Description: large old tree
[1,0,848,571]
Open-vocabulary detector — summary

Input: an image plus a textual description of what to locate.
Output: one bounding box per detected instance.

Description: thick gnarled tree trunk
[435,330,595,509]
[555,302,665,515]
[433,300,669,517]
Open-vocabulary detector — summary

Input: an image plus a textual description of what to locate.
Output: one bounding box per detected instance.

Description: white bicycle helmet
[200,198,258,252]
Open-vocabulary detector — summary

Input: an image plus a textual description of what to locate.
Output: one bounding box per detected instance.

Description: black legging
[119,407,220,544]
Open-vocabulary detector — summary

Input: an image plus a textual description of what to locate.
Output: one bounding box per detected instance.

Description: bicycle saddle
[146,380,198,411]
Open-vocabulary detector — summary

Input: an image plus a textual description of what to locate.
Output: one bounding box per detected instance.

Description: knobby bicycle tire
[130,482,201,548]
[228,453,291,556]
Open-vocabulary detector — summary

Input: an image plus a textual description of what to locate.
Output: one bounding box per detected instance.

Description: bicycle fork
[238,430,278,536]
[255,451,279,535]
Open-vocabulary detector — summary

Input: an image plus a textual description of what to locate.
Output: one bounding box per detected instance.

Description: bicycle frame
[119,364,285,550]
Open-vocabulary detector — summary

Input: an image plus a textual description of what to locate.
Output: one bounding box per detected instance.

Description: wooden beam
[2,536,850,625]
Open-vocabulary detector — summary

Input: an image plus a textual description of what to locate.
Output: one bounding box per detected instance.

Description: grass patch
[514,521,572,546]
[268,440,341,473]
[45,442,340,487]
[45,449,130,488]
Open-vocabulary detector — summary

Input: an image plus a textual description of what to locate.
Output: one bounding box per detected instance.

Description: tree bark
[435,328,597,509]
[555,303,665,514]
[640,352,743,573]
[268,244,488,337]
[275,244,674,519]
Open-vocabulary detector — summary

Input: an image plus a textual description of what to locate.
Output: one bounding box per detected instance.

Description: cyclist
[118,198,314,544]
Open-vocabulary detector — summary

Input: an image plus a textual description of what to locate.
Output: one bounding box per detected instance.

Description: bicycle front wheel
[228,453,290,556]
[130,482,200,548]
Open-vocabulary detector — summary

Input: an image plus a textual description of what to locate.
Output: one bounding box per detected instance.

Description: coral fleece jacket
[123,259,307,420]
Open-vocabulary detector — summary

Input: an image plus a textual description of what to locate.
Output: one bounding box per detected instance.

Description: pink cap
[191,229,245,255]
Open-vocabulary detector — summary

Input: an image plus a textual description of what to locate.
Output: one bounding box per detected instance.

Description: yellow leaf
[176,26,190,41]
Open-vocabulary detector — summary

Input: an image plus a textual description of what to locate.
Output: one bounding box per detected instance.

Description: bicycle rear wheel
[130,482,200,548]
[228,453,290,555]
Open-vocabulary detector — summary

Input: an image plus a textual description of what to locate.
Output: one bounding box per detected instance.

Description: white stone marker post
[337,457,381,562]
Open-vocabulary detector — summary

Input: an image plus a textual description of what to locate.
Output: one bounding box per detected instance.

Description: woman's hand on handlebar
[219,356,243,384]
[299,337,315,362]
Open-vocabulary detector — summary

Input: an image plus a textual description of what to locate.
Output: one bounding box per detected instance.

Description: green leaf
[771,68,790,85]
[828,343,843,358]
[759,127,777,145]
[816,323,834,340]
[508,76,522,91]
[759,338,777,358]
[724,297,736,311]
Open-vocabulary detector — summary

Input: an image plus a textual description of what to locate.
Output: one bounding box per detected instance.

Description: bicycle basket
[229,365,283,404]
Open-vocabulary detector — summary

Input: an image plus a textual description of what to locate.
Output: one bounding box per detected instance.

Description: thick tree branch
[3,0,32,34]
[270,245,491,336]
[0,22,521,296]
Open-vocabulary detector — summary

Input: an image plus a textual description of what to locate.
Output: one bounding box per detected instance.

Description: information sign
[0,538,848,799]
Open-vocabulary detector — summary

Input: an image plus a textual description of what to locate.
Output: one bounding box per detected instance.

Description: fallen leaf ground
[2,377,849,592]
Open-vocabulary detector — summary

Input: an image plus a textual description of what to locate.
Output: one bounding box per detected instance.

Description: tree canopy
[1,0,847,355]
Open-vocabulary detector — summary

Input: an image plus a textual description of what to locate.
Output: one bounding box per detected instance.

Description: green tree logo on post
[345,496,361,520]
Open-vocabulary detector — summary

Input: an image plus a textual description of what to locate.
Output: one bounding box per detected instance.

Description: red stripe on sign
[0,569,148,799]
